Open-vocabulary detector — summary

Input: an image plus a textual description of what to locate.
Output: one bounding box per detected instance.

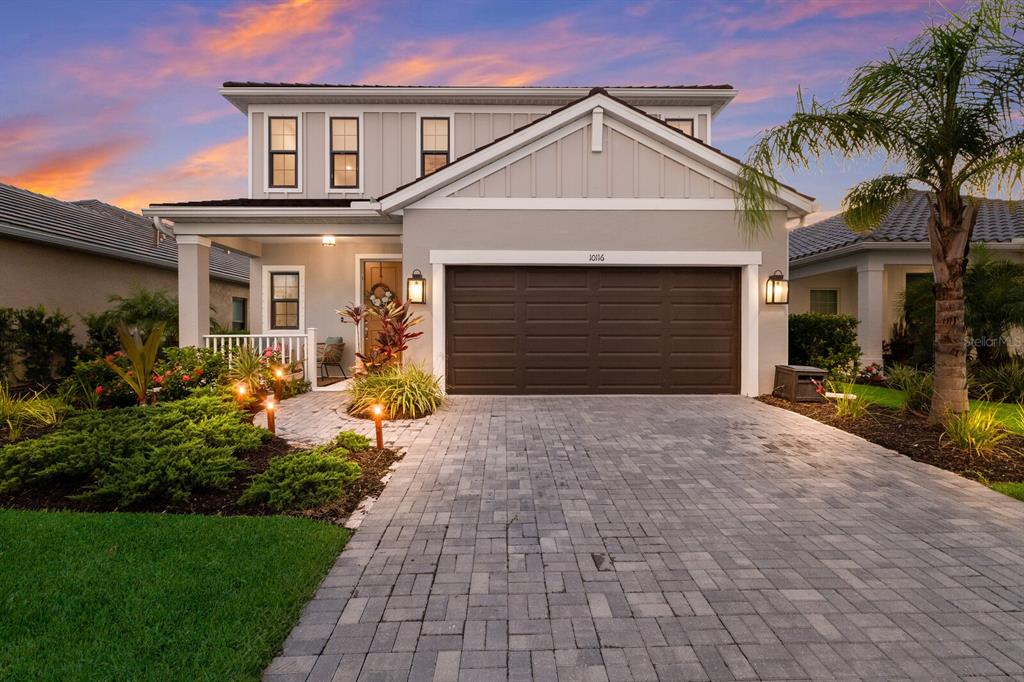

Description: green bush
[5,307,78,388]
[0,309,15,383]
[83,288,180,354]
[59,357,137,409]
[330,430,371,453]
[238,451,361,512]
[0,394,266,506]
[347,364,443,419]
[788,313,862,379]
[887,363,934,414]
[971,357,1024,403]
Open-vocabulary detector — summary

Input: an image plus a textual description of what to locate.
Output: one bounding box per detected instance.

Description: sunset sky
[0,0,967,213]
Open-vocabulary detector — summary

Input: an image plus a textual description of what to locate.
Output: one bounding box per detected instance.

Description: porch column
[177,235,211,347]
[857,263,885,366]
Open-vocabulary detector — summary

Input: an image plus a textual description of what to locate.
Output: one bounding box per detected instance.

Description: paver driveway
[266,396,1024,681]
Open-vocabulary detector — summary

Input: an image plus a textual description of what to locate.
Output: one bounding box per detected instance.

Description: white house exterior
[144,84,815,395]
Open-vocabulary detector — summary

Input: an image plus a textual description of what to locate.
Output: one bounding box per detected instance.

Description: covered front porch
[148,204,404,390]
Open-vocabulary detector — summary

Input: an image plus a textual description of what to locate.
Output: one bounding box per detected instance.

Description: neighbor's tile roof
[0,183,249,283]
[790,191,1024,261]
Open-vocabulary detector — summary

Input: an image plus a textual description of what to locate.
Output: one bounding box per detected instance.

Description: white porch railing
[203,328,318,382]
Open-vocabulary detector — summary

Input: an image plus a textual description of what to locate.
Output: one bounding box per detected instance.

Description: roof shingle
[790,191,1024,261]
[0,183,249,283]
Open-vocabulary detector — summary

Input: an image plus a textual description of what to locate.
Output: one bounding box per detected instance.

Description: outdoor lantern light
[371,404,384,450]
[406,269,426,304]
[765,269,789,305]
[235,382,247,405]
[321,235,336,247]
[274,367,284,399]
[265,399,276,436]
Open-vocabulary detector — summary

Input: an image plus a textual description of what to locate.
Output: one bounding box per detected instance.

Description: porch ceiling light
[321,235,336,247]
[765,269,789,305]
[406,268,426,304]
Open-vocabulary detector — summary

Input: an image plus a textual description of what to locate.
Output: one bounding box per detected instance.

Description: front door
[362,259,402,348]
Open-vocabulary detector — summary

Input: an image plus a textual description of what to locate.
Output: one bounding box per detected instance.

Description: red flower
[105,355,115,363]
[153,375,163,384]
[95,386,104,395]
[182,374,190,382]
[196,369,204,376]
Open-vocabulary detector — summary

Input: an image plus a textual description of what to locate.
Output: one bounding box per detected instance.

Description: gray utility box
[773,365,827,402]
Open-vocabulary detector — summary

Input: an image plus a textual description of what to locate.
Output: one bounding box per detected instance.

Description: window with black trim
[270,272,300,329]
[268,116,298,188]
[421,117,450,176]
[666,118,694,136]
[330,117,359,188]
[231,297,248,331]
[809,289,838,314]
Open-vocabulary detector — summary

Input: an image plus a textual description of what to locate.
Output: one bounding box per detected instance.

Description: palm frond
[842,176,913,232]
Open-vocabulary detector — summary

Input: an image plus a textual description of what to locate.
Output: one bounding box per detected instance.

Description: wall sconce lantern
[406,269,426,304]
[765,269,789,305]
[321,235,336,247]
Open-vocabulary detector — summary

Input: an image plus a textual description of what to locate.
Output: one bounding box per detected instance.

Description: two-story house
[144,84,815,395]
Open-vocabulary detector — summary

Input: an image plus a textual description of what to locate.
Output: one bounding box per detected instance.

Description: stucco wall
[250,239,402,368]
[0,237,247,341]
[399,208,790,395]
[789,269,859,317]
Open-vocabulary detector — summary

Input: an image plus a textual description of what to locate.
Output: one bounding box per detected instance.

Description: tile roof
[790,191,1024,261]
[0,183,249,283]
[151,198,356,207]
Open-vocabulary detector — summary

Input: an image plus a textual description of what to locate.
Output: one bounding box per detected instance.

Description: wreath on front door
[367,282,396,309]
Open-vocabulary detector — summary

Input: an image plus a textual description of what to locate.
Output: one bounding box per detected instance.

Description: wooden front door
[362,259,402,348]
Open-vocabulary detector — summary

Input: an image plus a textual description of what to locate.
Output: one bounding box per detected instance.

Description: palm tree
[738,0,1024,415]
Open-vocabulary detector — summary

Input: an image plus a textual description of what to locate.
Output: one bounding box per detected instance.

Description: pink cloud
[0,139,140,199]
[717,0,929,35]
[361,16,661,86]
[113,136,247,212]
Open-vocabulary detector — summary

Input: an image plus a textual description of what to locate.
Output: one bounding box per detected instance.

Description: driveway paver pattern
[265,395,1024,681]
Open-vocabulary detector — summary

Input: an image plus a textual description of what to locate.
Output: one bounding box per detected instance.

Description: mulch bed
[0,436,404,524]
[759,395,1024,483]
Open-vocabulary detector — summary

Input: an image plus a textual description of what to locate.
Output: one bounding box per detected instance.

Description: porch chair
[318,337,349,379]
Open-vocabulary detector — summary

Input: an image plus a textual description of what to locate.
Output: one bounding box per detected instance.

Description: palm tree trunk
[927,196,976,417]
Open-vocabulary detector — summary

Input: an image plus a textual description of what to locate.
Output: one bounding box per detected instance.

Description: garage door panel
[446,265,738,394]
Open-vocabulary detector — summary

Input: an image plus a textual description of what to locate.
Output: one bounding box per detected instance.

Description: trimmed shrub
[347,364,443,419]
[0,394,266,506]
[788,313,862,379]
[238,451,361,512]
[153,346,228,401]
[887,363,934,415]
[330,430,371,454]
[11,307,78,388]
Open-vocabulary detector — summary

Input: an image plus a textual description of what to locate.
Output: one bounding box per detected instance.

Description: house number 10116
[588,253,606,262]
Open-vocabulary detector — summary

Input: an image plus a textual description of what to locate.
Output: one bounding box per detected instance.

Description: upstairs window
[666,118,694,137]
[330,117,359,188]
[268,116,298,188]
[421,117,450,176]
[270,272,300,329]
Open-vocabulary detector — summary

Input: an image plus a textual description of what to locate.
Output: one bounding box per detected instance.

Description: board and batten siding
[449,126,735,200]
[250,109,709,200]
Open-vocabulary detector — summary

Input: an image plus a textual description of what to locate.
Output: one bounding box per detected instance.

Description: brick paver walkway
[265,396,1024,681]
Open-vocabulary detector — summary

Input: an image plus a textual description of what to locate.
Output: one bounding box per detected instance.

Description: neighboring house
[789,191,1024,364]
[0,183,250,340]
[144,83,816,395]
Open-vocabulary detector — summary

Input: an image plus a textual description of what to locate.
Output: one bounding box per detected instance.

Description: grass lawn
[0,510,349,681]
[991,482,1024,502]
[850,384,1024,433]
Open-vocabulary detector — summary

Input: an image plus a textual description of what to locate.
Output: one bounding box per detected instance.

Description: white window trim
[428,250,762,397]
[809,288,840,315]
[352,253,403,353]
[262,265,305,332]
[325,112,364,194]
[264,114,303,194]
[416,113,456,178]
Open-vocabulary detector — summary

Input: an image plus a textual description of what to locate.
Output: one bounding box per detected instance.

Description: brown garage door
[445,266,739,394]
